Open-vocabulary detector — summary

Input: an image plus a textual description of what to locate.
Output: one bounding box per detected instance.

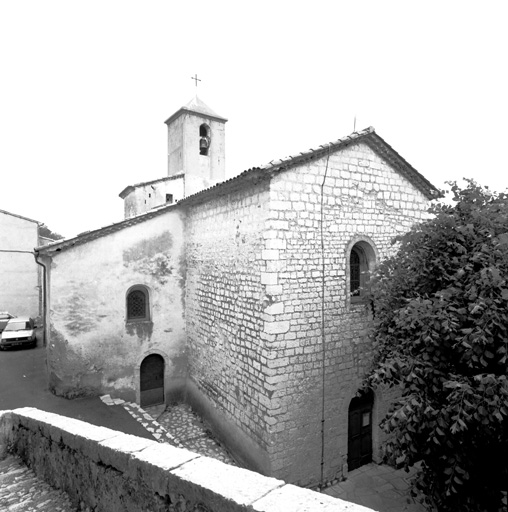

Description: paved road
[0,334,153,440]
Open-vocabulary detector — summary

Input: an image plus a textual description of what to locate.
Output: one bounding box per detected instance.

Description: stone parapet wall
[0,408,374,512]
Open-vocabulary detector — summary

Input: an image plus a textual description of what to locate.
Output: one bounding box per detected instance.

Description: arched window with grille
[126,285,150,321]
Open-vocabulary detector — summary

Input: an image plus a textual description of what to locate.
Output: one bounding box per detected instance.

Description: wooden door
[140,354,164,407]
[348,390,373,471]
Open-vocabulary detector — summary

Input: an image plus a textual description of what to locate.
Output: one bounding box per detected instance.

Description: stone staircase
[0,455,75,511]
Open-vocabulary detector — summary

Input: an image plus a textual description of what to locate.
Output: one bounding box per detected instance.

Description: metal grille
[127,290,146,319]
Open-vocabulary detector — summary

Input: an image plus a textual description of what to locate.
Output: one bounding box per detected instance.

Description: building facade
[36,98,439,487]
[0,209,41,318]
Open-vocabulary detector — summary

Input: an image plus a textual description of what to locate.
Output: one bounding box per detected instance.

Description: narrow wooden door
[140,354,164,407]
[348,391,373,471]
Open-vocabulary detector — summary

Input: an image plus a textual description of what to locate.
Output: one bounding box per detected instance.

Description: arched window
[199,124,210,156]
[349,241,376,301]
[350,248,362,296]
[126,286,150,321]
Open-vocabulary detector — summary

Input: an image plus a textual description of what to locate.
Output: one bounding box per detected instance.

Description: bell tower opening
[199,124,210,156]
[164,96,227,197]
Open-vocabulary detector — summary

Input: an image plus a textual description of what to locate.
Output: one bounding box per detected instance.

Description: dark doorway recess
[140,354,164,407]
[348,389,374,471]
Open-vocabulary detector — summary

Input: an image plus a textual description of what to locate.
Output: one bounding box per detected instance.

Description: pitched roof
[36,203,180,255]
[0,208,40,225]
[37,126,440,256]
[164,96,228,126]
[119,173,184,199]
[180,126,441,206]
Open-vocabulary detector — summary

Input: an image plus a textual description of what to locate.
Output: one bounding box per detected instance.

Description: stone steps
[0,455,75,511]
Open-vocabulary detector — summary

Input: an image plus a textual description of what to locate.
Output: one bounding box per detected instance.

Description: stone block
[271,200,288,211]
[98,433,155,473]
[261,272,278,285]
[264,320,290,335]
[267,219,289,230]
[265,284,283,295]
[0,410,14,458]
[264,302,284,315]
[265,260,286,272]
[265,238,286,250]
[253,483,375,511]
[260,331,276,342]
[261,249,280,260]
[170,457,284,511]
[127,443,199,495]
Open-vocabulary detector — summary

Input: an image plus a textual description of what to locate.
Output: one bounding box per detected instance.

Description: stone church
[35,96,439,487]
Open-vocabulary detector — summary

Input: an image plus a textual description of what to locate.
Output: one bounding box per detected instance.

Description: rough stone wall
[0,211,40,317]
[123,177,184,219]
[0,408,365,512]
[262,142,430,485]
[45,210,187,402]
[185,181,274,471]
[185,142,430,486]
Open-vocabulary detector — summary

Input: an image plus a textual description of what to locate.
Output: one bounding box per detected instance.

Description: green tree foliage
[39,223,63,241]
[365,182,508,511]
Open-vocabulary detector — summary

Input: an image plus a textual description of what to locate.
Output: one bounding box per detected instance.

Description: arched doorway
[348,389,374,471]
[140,354,164,407]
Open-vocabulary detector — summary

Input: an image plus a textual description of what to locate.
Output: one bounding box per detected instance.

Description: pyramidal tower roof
[164,95,228,125]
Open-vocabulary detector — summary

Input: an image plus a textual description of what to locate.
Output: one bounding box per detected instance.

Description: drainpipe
[319,146,331,489]
[34,250,49,348]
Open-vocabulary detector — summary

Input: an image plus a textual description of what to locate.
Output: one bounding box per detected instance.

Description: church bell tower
[164,95,227,197]
[119,95,227,219]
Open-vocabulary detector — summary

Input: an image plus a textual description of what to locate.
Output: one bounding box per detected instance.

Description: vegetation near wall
[365,181,508,511]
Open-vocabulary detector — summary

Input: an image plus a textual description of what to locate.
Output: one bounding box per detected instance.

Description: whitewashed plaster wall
[46,209,186,402]
[0,211,40,317]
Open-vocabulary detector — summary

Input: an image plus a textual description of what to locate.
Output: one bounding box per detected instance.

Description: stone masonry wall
[185,180,274,472]
[184,142,430,486]
[261,142,430,485]
[0,408,372,512]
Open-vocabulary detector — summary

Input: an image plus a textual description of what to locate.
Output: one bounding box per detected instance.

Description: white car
[0,311,15,333]
[0,317,36,349]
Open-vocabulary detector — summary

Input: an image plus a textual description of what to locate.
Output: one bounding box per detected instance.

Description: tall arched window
[350,248,362,296]
[349,241,376,301]
[199,124,210,156]
[126,285,150,321]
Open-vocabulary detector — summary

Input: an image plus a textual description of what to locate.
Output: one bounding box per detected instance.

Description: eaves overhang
[39,126,440,256]
[164,107,228,126]
[119,173,184,199]
[164,96,228,126]
[35,203,181,256]
[178,126,441,208]
[0,208,41,225]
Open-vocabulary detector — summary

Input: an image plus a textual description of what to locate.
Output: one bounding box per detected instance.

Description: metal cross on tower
[191,74,201,87]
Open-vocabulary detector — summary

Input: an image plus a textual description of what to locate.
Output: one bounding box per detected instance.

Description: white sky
[1,1,506,238]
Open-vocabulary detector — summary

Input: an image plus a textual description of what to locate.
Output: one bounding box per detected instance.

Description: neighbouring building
[35,96,439,487]
[0,209,45,318]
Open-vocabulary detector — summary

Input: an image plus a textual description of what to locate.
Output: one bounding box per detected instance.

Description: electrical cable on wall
[319,145,331,488]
